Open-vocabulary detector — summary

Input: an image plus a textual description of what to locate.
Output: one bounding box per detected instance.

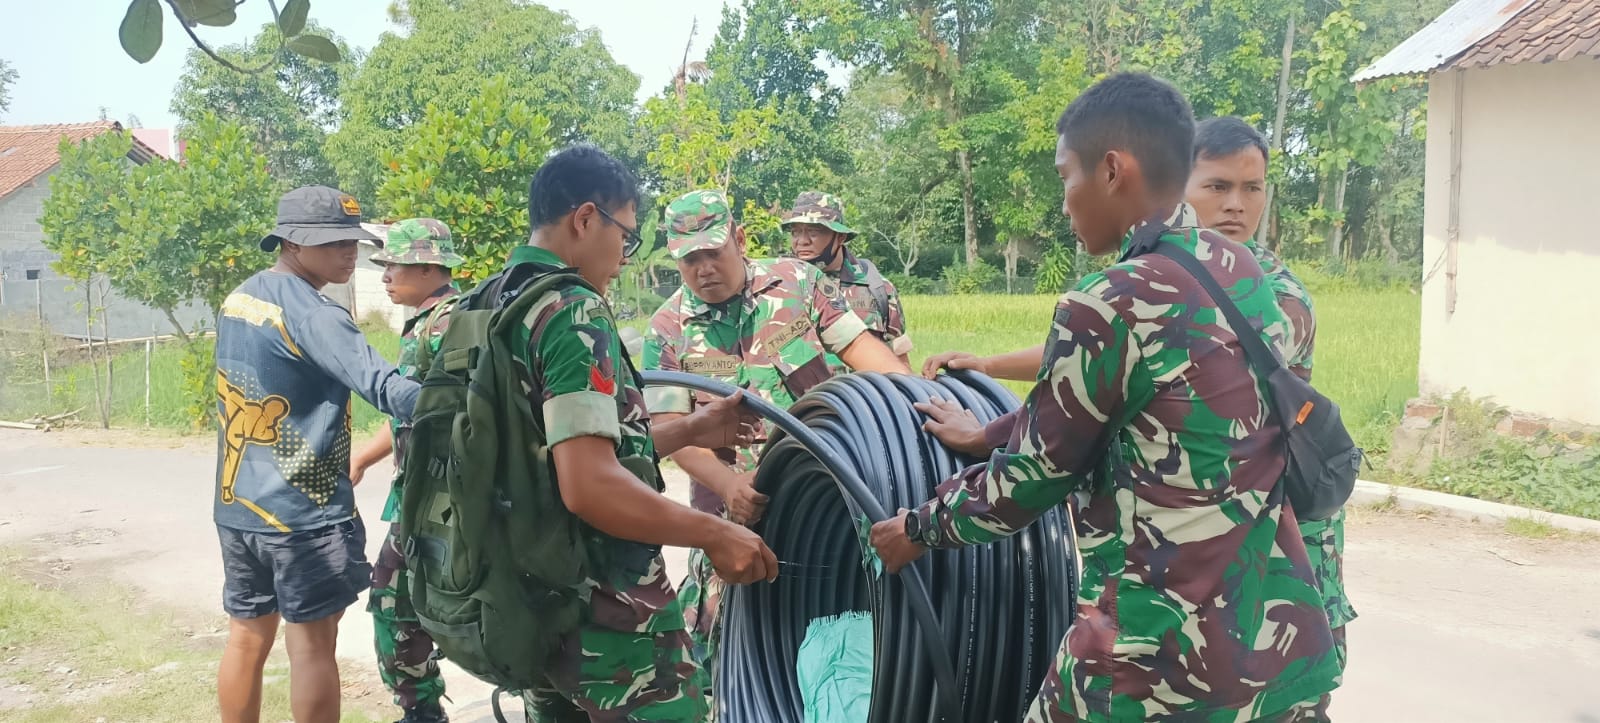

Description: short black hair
[1055,72,1195,194]
[1194,117,1270,164]
[527,144,641,229]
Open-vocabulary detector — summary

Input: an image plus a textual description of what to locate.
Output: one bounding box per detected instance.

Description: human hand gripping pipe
[639,370,1080,723]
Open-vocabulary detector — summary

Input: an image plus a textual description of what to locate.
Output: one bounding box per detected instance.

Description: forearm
[667,443,739,499]
[564,463,727,549]
[839,334,913,375]
[982,345,1047,382]
[352,426,393,471]
[649,411,704,457]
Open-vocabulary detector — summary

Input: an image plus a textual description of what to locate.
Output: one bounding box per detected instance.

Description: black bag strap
[1147,243,1290,402]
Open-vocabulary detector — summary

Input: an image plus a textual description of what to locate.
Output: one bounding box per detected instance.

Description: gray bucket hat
[260,185,382,252]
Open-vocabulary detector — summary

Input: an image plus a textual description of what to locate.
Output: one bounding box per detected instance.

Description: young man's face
[677,232,749,305]
[571,201,637,295]
[380,263,447,307]
[286,240,360,288]
[1185,148,1267,244]
[1055,135,1121,256]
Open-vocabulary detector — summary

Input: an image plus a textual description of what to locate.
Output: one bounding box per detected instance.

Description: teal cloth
[797,611,874,723]
[857,515,884,578]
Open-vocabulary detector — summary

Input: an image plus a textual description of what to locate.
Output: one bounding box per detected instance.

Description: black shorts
[216,518,372,623]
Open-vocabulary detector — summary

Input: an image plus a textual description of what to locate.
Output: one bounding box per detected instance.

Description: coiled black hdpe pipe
[640,370,1079,723]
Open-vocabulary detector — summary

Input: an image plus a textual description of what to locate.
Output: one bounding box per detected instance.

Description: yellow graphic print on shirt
[217,369,289,506]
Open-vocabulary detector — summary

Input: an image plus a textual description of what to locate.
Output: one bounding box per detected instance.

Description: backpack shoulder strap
[1147,242,1287,381]
[856,256,892,322]
[410,294,461,380]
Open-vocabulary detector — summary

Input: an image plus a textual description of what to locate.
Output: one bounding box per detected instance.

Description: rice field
[902,290,1421,453]
[2,290,1421,455]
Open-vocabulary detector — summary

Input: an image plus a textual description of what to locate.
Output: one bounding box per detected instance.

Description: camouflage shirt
[1246,241,1355,633]
[505,246,685,635]
[642,257,869,513]
[1247,240,1315,379]
[910,205,1339,721]
[380,283,458,523]
[820,251,912,373]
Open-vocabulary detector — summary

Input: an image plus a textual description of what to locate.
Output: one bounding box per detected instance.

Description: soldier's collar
[835,250,868,285]
[1117,202,1199,261]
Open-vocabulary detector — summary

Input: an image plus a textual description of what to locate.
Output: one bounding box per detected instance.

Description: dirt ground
[1,427,1598,721]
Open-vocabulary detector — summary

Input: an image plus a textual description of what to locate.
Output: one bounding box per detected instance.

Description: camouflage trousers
[368,521,446,710]
[521,625,708,723]
[678,548,725,689]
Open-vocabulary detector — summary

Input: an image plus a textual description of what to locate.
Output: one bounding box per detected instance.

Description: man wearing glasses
[497,149,778,721]
[781,191,914,369]
[641,188,911,692]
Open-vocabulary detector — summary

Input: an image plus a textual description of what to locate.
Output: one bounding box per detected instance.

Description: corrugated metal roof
[1352,0,1535,82]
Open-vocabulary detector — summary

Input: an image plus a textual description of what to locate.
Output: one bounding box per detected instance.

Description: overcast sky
[3,0,739,129]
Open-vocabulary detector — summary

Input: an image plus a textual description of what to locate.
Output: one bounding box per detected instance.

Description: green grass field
[902,290,1420,453]
[1,290,1420,455]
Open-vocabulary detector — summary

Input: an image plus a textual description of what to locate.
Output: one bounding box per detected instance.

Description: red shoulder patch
[589,365,616,396]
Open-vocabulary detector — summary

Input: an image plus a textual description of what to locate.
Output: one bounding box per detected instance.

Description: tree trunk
[1264,12,1296,250]
[99,282,113,425]
[85,284,108,429]
[162,308,193,344]
[1377,211,1399,264]
[957,148,979,267]
[1004,238,1020,294]
[1330,168,1350,262]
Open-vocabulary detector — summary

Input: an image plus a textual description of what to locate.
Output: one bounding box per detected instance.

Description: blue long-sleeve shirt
[213,270,418,533]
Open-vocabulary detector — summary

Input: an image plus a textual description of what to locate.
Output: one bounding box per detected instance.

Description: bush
[941,260,1000,295]
[885,272,933,295]
[1034,244,1074,294]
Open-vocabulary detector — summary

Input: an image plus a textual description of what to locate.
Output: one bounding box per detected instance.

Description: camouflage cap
[779,191,856,238]
[665,189,735,260]
[368,218,465,269]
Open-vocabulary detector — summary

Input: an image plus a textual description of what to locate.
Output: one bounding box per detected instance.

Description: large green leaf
[188,0,239,27]
[277,0,310,37]
[119,0,164,64]
[287,34,341,63]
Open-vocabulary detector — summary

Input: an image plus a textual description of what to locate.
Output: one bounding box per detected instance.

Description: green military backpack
[397,263,661,696]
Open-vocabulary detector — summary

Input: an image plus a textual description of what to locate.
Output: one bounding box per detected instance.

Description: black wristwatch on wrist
[903,509,923,545]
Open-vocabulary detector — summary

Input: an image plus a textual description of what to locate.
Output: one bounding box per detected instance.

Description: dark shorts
[217,518,372,623]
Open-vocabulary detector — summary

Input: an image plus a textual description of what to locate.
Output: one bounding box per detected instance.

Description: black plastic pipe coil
[640,370,1080,723]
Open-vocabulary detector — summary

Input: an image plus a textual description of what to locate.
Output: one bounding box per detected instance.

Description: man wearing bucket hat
[348,218,464,723]
[641,189,911,692]
[781,191,913,370]
[214,185,420,723]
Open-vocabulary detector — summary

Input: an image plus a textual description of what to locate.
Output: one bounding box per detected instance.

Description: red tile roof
[0,121,161,200]
[1453,0,1600,68]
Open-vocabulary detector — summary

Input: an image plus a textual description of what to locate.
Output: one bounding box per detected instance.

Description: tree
[329,0,639,210]
[1302,8,1410,262]
[0,59,16,118]
[41,117,274,336]
[377,77,555,282]
[40,118,273,427]
[171,23,352,190]
[118,0,343,67]
[701,0,851,217]
[800,0,1047,269]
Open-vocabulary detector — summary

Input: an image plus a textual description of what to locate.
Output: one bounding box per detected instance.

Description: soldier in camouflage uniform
[1187,116,1354,719]
[349,218,464,723]
[874,74,1339,721]
[919,118,1357,716]
[642,189,911,692]
[505,147,776,722]
[779,191,913,370]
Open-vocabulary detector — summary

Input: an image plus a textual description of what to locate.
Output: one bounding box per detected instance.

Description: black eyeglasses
[587,204,644,258]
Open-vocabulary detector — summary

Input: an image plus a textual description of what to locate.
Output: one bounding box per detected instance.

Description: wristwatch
[903,509,923,545]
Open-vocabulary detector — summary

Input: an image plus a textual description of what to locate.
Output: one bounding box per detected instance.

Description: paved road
[2,428,1597,721]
